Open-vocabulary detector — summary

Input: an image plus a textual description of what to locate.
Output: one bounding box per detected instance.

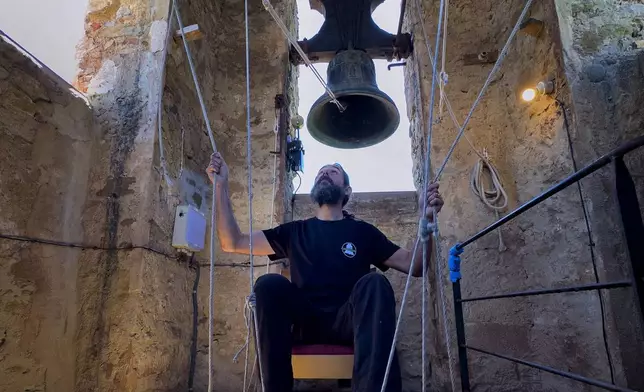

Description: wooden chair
[280,266,354,385]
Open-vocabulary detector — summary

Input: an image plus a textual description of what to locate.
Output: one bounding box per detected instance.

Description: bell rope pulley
[291,0,413,149]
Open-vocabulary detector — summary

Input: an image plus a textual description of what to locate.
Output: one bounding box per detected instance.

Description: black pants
[253,273,402,392]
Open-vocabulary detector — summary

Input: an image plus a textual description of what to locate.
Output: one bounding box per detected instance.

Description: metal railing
[450,135,644,392]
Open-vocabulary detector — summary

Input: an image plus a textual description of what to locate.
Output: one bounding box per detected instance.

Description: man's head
[310,163,352,207]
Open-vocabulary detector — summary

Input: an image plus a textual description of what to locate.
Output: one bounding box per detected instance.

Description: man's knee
[254,273,291,297]
[353,272,395,298]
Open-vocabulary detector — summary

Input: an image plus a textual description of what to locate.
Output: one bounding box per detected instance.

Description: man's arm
[215,181,275,255]
[207,152,275,256]
[383,241,431,277]
[382,182,443,277]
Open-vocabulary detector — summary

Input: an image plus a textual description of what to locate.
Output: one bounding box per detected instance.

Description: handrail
[465,345,637,392]
[459,281,632,303]
[450,135,644,392]
[460,135,644,248]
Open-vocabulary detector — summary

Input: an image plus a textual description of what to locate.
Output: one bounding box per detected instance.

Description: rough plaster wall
[403,0,631,390]
[74,1,195,391]
[293,192,426,391]
[158,0,297,390]
[555,0,644,389]
[0,34,95,392]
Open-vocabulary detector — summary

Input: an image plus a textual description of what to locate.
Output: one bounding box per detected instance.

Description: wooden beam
[175,24,204,41]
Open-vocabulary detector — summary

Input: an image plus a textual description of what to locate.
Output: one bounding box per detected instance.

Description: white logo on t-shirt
[341,242,357,258]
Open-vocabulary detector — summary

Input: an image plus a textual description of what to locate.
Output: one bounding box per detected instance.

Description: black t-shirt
[263,217,400,311]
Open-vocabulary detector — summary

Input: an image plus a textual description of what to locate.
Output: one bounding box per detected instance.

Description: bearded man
[207,153,444,392]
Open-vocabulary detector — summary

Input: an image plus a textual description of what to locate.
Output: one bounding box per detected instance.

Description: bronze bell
[307,50,400,149]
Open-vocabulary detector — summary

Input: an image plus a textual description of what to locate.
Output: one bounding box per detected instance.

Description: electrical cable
[188,252,199,391]
[0,232,282,268]
[293,171,302,196]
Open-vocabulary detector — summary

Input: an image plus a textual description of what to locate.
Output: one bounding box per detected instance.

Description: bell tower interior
[0,0,643,391]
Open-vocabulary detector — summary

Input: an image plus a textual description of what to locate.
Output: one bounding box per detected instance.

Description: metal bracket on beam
[288,0,413,65]
[290,35,413,65]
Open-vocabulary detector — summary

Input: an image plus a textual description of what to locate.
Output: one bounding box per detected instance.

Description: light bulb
[522,88,537,102]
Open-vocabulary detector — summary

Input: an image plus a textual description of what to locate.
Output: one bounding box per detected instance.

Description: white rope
[380,0,448,390]
[438,0,449,121]
[233,298,253,362]
[260,0,345,112]
[470,152,508,251]
[242,0,266,391]
[157,6,187,188]
[405,0,530,389]
[431,217,457,391]
[158,4,176,187]
[172,3,219,392]
[425,54,509,252]
[413,0,457,388]
[246,356,258,392]
[380,237,422,392]
[422,239,428,392]
[434,75,509,252]
[433,0,535,182]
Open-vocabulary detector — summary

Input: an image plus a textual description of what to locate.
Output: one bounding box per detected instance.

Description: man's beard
[311,178,344,206]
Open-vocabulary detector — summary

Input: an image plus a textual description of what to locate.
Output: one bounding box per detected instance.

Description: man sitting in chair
[207,152,444,392]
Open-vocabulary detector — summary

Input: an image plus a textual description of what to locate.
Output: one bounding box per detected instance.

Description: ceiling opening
[294,0,414,194]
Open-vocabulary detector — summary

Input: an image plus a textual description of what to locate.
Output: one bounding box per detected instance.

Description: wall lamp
[522,80,555,102]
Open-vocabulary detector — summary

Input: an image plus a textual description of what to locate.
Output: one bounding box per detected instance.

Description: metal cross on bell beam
[291,0,414,149]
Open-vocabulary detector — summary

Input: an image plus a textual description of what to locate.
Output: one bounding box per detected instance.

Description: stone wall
[2,12,197,391]
[3,0,642,391]
[153,0,298,389]
[0,32,96,392]
[555,0,644,388]
[404,0,643,390]
[72,0,198,390]
[3,0,297,388]
[293,191,426,391]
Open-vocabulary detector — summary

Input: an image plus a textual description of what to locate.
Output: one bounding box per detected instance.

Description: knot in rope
[247,292,256,307]
[419,217,437,242]
[440,71,449,86]
[448,245,463,283]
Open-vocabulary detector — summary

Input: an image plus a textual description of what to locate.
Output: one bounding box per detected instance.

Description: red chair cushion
[292,344,354,355]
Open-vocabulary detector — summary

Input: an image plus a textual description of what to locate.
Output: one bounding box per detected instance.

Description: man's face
[310,164,347,206]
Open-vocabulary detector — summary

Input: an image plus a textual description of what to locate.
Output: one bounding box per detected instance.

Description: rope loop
[448,244,463,282]
[232,295,253,363]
